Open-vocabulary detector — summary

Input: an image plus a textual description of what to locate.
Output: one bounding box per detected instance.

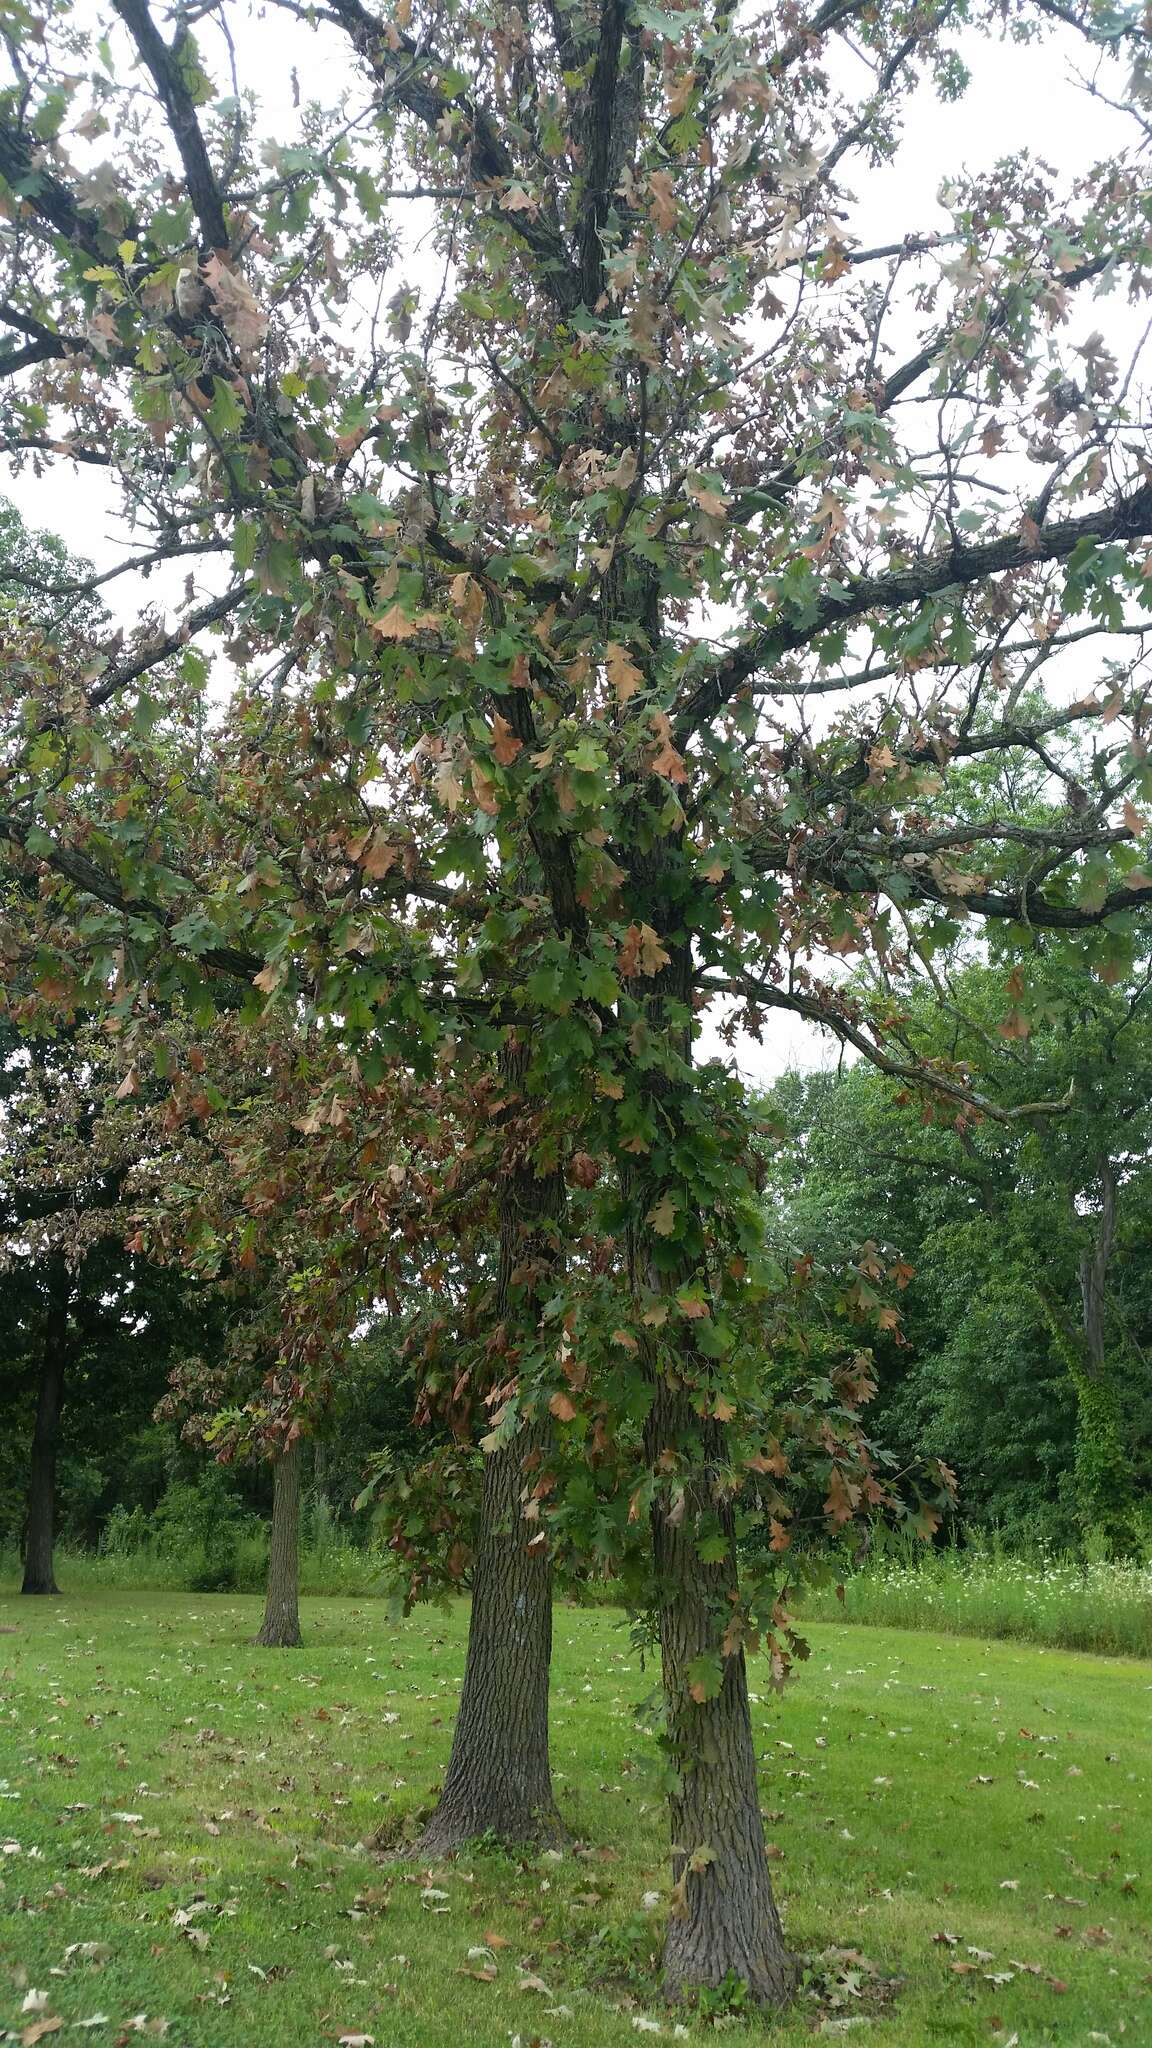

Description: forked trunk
[254,1436,302,1647]
[648,1374,796,2008]
[415,1042,565,1853]
[21,1259,69,1597]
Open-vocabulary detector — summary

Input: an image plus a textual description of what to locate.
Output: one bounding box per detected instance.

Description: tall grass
[8,1526,1150,1660]
[797,1541,1152,1658]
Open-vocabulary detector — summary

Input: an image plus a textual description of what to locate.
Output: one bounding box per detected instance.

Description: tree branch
[698,971,1076,1124]
[677,479,1152,735]
[112,0,230,253]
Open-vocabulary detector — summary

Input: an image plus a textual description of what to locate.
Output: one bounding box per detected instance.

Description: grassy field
[798,1547,1152,1659]
[1,1593,1148,2046]
[13,1540,1151,1662]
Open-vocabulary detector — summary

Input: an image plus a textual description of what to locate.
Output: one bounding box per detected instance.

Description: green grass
[798,1547,1152,1658]
[1,1593,1149,2046]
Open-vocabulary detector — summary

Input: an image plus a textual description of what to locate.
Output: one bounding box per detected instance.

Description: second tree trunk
[417,1411,561,1851]
[416,1043,565,1852]
[255,1436,303,1647]
[649,1376,796,2007]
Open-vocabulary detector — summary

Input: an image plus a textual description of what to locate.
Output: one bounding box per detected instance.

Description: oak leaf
[648,712,688,784]
[648,170,678,232]
[490,713,523,767]
[605,640,644,703]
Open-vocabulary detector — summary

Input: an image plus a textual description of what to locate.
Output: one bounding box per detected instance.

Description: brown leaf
[688,479,729,522]
[356,830,401,880]
[489,713,523,767]
[675,1292,710,1319]
[470,760,500,815]
[618,921,671,978]
[549,1391,577,1422]
[370,602,422,641]
[648,711,688,784]
[202,253,267,363]
[605,640,644,703]
[824,1466,860,1528]
[648,169,678,232]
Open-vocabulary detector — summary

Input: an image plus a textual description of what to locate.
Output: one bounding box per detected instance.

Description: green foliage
[760,956,1152,1553]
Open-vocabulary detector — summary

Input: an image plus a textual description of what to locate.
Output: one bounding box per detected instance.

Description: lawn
[0,1594,1148,2046]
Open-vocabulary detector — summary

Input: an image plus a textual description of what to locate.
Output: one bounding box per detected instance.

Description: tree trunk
[647,1375,796,2008]
[415,1043,565,1853]
[1074,1159,1135,1552]
[417,1410,562,1852]
[626,923,795,2007]
[21,1259,69,1597]
[254,1436,302,1647]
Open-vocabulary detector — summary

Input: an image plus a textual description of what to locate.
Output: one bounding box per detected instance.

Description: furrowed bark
[649,1374,796,2009]
[21,1257,69,1597]
[254,1435,303,1647]
[415,1043,565,1853]
[416,1405,562,1852]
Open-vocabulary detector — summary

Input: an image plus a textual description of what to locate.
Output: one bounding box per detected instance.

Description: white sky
[4,8,1145,1090]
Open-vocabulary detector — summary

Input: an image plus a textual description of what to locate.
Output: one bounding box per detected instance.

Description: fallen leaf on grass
[22,2021,63,2047]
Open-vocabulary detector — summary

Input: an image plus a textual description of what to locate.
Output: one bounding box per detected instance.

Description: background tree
[763,953,1152,1552]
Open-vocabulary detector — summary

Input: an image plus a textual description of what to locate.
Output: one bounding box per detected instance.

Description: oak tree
[2,0,1152,2003]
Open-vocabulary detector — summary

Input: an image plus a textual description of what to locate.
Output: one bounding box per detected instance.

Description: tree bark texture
[21,1258,69,1597]
[417,1407,561,1852]
[647,1373,796,2008]
[416,1044,565,1853]
[254,1436,302,1646]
